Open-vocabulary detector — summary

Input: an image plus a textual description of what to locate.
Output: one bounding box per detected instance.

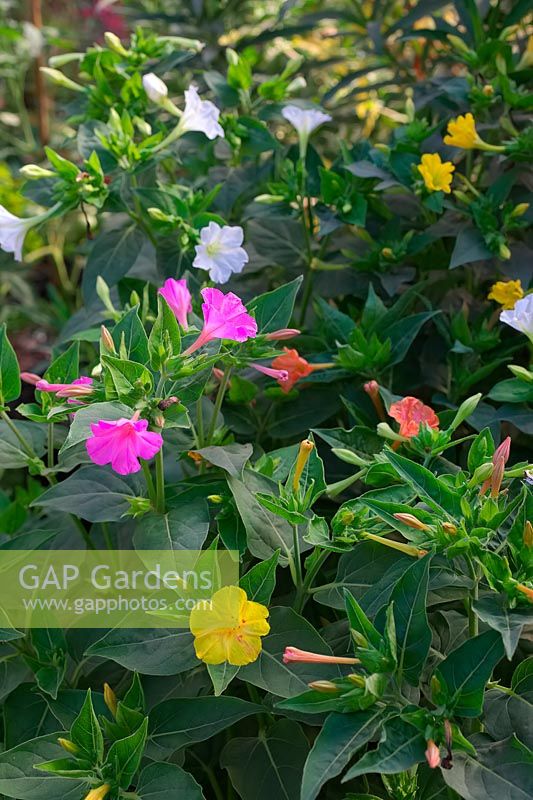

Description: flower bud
[346,673,366,687]
[148,207,173,223]
[468,462,493,487]
[523,521,533,548]
[159,35,205,52]
[48,52,83,68]
[393,512,430,531]
[84,786,111,800]
[332,448,369,466]
[254,194,286,204]
[292,439,315,492]
[142,72,168,104]
[381,247,394,259]
[158,396,179,410]
[103,683,118,716]
[363,532,427,558]
[308,680,339,693]
[339,510,355,525]
[100,325,116,354]
[447,34,470,54]
[58,737,78,755]
[482,84,494,97]
[449,393,482,431]
[133,116,152,137]
[516,583,533,602]
[287,76,307,93]
[454,190,471,204]
[499,242,511,260]
[19,164,55,179]
[104,31,129,56]
[265,328,301,341]
[40,67,85,92]
[510,202,530,218]
[377,422,408,442]
[508,364,533,382]
[96,276,116,315]
[153,414,165,429]
[442,522,457,535]
[350,630,368,648]
[425,739,441,769]
[207,494,223,504]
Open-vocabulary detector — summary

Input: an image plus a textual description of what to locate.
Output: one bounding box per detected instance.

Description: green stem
[141,460,157,507]
[47,422,54,469]
[73,517,95,550]
[294,548,331,614]
[102,521,113,550]
[1,410,34,458]
[196,396,205,448]
[155,448,166,513]
[292,524,303,590]
[206,367,232,444]
[466,556,479,637]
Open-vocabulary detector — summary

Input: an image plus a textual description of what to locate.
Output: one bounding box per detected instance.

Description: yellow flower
[417,153,455,193]
[488,279,523,310]
[189,586,270,666]
[84,786,111,800]
[444,113,481,149]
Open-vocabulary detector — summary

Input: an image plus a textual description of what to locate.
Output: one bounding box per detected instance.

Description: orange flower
[389,396,439,438]
[271,348,334,392]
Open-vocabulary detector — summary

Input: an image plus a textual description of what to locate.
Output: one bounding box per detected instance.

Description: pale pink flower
[425,740,441,769]
[265,328,301,341]
[158,278,192,330]
[183,288,257,356]
[86,411,163,475]
[282,646,360,665]
[250,363,289,383]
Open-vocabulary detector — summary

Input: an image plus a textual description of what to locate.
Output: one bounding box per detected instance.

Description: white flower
[142,73,168,104]
[500,294,533,342]
[281,105,332,138]
[193,222,248,283]
[0,205,35,262]
[181,86,224,140]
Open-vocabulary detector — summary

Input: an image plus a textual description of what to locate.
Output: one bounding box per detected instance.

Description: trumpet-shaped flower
[158,278,192,329]
[36,376,93,395]
[488,279,523,310]
[417,153,455,193]
[282,106,332,138]
[0,205,38,261]
[193,222,249,283]
[86,411,163,475]
[389,396,439,438]
[84,786,111,800]
[250,362,289,383]
[189,585,270,665]
[271,348,332,392]
[425,740,441,769]
[500,294,533,342]
[142,72,168,104]
[182,288,257,356]
[181,85,224,140]
[282,646,360,665]
[444,113,481,149]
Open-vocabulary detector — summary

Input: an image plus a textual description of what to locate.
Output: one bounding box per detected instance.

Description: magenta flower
[86,411,163,475]
[36,376,94,403]
[158,278,192,330]
[183,288,257,356]
[250,362,289,384]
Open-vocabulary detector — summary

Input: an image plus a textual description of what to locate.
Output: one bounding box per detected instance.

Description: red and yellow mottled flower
[389,396,439,438]
[417,153,455,193]
[487,279,523,310]
[189,586,270,666]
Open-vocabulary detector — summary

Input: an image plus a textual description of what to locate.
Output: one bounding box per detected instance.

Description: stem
[73,517,95,550]
[206,367,232,444]
[155,448,165,513]
[141,460,157,507]
[291,524,303,592]
[102,521,113,550]
[466,556,479,637]
[196,396,205,448]
[1,410,35,458]
[47,422,54,469]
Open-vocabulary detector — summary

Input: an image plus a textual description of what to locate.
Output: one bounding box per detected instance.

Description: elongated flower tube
[250,362,289,383]
[292,439,314,492]
[271,348,333,392]
[0,203,61,262]
[264,328,301,341]
[480,436,511,498]
[283,646,360,665]
[84,787,111,800]
[364,380,386,420]
[282,105,332,156]
[393,512,430,531]
[444,113,504,152]
[158,278,192,329]
[182,288,257,356]
[364,532,428,558]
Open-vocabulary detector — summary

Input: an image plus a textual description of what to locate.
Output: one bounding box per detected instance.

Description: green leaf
[344,592,382,649]
[342,716,426,781]
[102,355,153,401]
[133,499,210,551]
[389,554,432,685]
[385,311,439,366]
[136,762,205,800]
[484,658,533,748]
[442,735,533,800]
[247,277,302,333]
[43,342,79,387]
[385,450,463,518]
[82,226,146,301]
[147,697,261,758]
[86,629,198,676]
[70,689,104,762]
[0,324,21,406]
[32,466,136,522]
[148,295,181,371]
[301,709,386,800]
[240,550,279,604]
[0,420,46,468]
[111,306,149,364]
[0,734,87,799]
[191,443,253,477]
[473,595,533,659]
[434,629,505,717]
[105,717,148,789]
[221,719,309,800]
[207,662,240,697]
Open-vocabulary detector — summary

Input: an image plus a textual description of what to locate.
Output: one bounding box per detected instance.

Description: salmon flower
[364,380,386,420]
[271,348,333,392]
[86,410,163,475]
[389,396,439,438]
[189,586,270,666]
[417,153,455,193]
[158,278,192,329]
[182,288,257,356]
[283,646,360,665]
[488,279,523,310]
[444,113,503,152]
[480,436,511,498]
[425,740,441,769]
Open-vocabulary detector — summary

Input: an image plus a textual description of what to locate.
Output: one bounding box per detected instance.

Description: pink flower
[282,646,360,665]
[158,278,192,330]
[183,288,257,356]
[425,740,441,769]
[86,411,163,475]
[250,363,289,383]
[36,376,94,394]
[480,435,511,498]
[389,396,439,438]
